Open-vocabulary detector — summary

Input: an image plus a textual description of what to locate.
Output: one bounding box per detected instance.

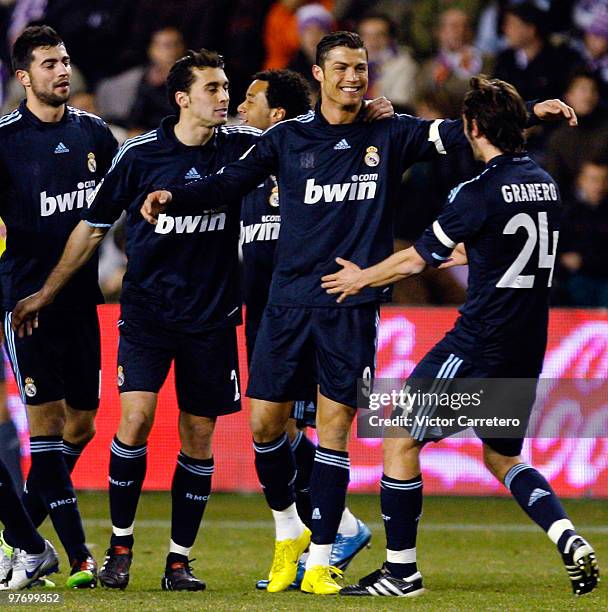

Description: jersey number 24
[496,212,559,289]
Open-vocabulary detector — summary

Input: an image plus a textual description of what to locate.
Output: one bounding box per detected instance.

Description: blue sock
[381,474,422,578]
[23,440,84,528]
[17,436,87,560]
[0,419,22,492]
[253,433,296,511]
[291,431,314,526]
[169,452,213,564]
[310,447,349,545]
[504,463,576,552]
[0,458,44,553]
[109,436,147,549]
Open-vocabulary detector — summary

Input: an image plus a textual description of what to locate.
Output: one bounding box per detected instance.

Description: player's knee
[250,413,285,443]
[119,411,153,445]
[316,423,350,451]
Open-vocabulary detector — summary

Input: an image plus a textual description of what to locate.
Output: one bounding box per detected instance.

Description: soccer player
[322,76,599,597]
[0,25,118,589]
[238,69,372,590]
[11,49,260,592]
[140,32,575,595]
[0,458,58,590]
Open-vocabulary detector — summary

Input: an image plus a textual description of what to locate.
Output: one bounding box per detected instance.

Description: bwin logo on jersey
[154,212,226,234]
[40,180,97,217]
[303,174,378,204]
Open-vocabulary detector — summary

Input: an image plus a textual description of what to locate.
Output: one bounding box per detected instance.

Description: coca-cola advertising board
[7,305,608,497]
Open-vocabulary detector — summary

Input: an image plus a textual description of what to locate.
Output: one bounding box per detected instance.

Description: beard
[31,82,70,107]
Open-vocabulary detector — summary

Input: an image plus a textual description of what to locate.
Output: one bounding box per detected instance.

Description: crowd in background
[0,0,607,308]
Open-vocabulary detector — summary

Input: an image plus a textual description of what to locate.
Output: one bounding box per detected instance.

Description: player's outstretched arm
[12,221,108,336]
[532,99,577,126]
[321,248,427,303]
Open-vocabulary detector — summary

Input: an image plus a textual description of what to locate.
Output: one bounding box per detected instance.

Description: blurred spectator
[122,0,234,69]
[334,0,412,42]
[557,159,608,306]
[416,7,488,117]
[572,0,608,96]
[288,3,334,93]
[493,1,583,101]
[409,0,484,58]
[358,13,418,110]
[126,26,186,135]
[544,69,608,195]
[69,91,128,144]
[263,0,332,69]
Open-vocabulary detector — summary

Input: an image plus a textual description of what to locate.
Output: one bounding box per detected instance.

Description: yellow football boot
[301,565,343,595]
[266,527,311,593]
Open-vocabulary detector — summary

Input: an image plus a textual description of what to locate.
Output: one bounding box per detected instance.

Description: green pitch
[28,492,606,611]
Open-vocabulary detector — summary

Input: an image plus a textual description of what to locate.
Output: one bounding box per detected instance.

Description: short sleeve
[415,181,487,267]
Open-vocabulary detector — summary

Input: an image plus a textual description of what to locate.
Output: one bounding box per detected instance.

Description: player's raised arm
[141,131,279,224]
[12,221,108,335]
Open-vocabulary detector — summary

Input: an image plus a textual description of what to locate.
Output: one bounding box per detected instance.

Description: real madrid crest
[24,377,37,398]
[87,152,97,173]
[269,185,279,207]
[364,146,380,167]
[117,365,125,387]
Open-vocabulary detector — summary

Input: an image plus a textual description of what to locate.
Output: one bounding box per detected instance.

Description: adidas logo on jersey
[333,138,351,150]
[312,508,322,520]
[304,174,378,205]
[154,212,226,234]
[40,180,97,217]
[528,488,551,507]
[184,167,202,181]
[54,142,70,154]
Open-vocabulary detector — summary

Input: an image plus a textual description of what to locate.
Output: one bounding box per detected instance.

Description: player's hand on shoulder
[141,190,172,225]
[364,96,394,122]
[321,257,365,303]
[438,243,468,269]
[533,99,577,126]
[12,292,45,337]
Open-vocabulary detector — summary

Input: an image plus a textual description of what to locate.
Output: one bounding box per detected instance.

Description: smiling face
[313,46,368,109]
[238,79,273,129]
[176,66,230,127]
[18,44,71,107]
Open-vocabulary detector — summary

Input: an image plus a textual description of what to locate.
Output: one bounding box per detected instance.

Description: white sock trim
[306,543,332,569]
[386,547,417,564]
[547,518,574,544]
[337,507,359,537]
[271,502,304,541]
[169,540,192,557]
[112,522,134,537]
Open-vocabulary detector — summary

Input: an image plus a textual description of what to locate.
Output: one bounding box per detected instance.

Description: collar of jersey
[312,100,367,127]
[19,99,69,129]
[158,114,218,152]
[486,152,530,167]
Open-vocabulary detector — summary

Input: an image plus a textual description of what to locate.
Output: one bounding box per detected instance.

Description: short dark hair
[12,25,64,72]
[252,69,311,119]
[565,67,600,92]
[315,31,367,67]
[166,48,225,114]
[462,75,527,153]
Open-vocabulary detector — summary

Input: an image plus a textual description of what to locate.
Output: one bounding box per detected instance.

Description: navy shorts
[4,308,101,410]
[403,340,539,456]
[117,316,241,417]
[247,304,379,409]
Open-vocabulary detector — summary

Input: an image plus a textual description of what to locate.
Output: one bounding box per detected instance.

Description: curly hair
[252,69,311,119]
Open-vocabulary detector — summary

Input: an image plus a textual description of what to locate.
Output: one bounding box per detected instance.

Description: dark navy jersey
[240,176,279,335]
[83,116,260,331]
[171,106,468,307]
[0,101,117,310]
[415,153,562,367]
